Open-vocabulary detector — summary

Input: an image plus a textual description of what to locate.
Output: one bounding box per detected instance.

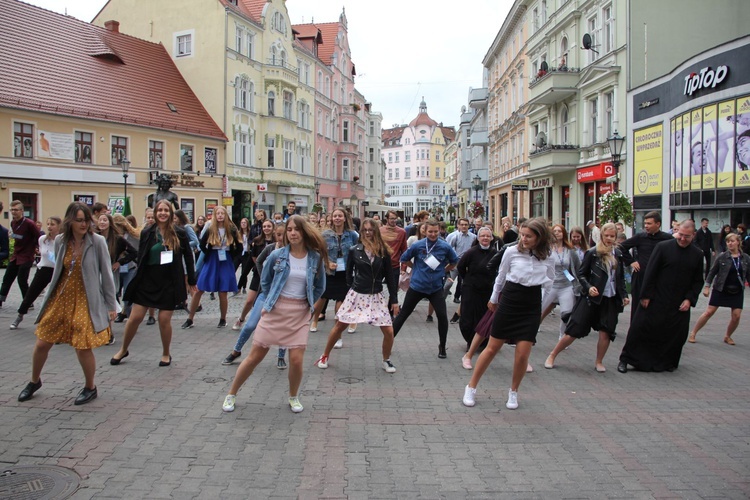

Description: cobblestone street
[1,280,749,498]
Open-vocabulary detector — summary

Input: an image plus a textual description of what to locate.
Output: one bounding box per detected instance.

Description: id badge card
[336,257,346,272]
[424,254,440,270]
[218,249,227,261]
[160,250,174,265]
[47,251,55,264]
[563,269,575,282]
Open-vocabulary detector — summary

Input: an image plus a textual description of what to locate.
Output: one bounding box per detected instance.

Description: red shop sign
[563,186,570,198]
[576,163,615,183]
[599,183,614,195]
[586,185,595,197]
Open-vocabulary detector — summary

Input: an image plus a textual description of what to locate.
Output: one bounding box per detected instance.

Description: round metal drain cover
[202,377,226,384]
[0,465,80,499]
[338,377,362,384]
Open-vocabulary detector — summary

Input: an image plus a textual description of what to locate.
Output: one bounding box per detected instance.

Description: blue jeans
[232,292,286,359]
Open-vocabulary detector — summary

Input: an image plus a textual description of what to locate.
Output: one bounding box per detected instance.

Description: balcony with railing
[264,59,299,86]
[468,88,488,109]
[529,143,580,172]
[528,67,580,106]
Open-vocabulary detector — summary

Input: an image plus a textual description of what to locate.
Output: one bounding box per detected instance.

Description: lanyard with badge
[732,256,744,285]
[217,233,228,261]
[158,231,174,265]
[556,248,576,282]
[423,239,441,270]
[336,234,346,271]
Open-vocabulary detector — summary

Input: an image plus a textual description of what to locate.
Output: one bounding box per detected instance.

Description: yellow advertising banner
[633,124,663,196]
[736,96,750,187]
[702,105,717,189]
[717,100,735,188]
[690,109,702,191]
[669,119,676,192]
[681,114,691,191]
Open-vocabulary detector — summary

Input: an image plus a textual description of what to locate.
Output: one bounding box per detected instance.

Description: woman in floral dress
[17,202,117,405]
[316,218,400,373]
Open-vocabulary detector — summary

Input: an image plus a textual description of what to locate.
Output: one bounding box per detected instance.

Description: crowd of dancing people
[5,199,747,412]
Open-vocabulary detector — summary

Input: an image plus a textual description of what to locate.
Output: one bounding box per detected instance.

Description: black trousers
[18,266,54,315]
[236,254,253,290]
[393,288,449,348]
[0,260,33,300]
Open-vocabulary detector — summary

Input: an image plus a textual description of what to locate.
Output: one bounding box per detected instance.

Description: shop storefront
[576,163,618,226]
[528,176,553,220]
[628,36,750,232]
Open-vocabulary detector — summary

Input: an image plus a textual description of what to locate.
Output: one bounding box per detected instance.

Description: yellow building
[95,0,318,220]
[0,0,226,223]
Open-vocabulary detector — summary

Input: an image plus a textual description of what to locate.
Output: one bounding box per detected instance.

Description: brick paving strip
[0,281,748,498]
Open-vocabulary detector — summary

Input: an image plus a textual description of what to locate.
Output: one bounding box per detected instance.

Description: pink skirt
[253,296,310,349]
[336,289,393,327]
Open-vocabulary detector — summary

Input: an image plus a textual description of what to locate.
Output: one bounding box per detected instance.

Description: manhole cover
[338,377,362,384]
[0,465,80,499]
[203,377,226,384]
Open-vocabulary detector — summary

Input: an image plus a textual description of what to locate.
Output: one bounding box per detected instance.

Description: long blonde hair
[113,213,141,239]
[207,206,237,247]
[596,222,617,269]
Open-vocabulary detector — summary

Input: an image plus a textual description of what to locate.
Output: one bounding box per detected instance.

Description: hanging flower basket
[312,203,323,213]
[447,205,456,215]
[467,201,484,218]
[598,190,634,227]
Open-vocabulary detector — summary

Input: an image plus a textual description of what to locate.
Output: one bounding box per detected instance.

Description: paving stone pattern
[0,272,748,499]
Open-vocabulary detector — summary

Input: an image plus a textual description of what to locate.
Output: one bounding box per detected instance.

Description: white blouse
[38,235,56,268]
[490,245,555,303]
[280,253,308,299]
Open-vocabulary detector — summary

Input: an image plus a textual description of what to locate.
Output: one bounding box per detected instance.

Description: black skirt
[129,264,182,311]
[709,287,744,309]
[490,281,542,343]
[568,295,621,341]
[249,269,261,292]
[322,271,349,301]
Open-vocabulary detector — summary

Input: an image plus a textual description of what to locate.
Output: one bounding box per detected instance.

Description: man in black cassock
[618,220,704,373]
[619,211,673,319]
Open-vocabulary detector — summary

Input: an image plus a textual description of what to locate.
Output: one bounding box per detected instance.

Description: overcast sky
[23,0,514,129]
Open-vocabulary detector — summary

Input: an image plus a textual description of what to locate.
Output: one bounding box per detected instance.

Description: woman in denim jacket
[223,215,327,414]
[310,208,359,332]
[689,233,750,345]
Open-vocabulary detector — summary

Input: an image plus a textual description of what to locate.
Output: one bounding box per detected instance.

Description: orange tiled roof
[0,0,226,141]
[409,112,438,128]
[238,0,266,23]
[294,22,341,66]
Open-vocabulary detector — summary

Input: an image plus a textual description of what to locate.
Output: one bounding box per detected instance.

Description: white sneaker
[463,385,476,407]
[232,319,243,331]
[334,338,343,349]
[348,324,357,333]
[382,359,396,373]
[316,355,329,369]
[289,397,303,413]
[222,394,236,412]
[506,389,518,410]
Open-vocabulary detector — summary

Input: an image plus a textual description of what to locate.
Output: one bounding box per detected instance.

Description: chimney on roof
[104,20,120,33]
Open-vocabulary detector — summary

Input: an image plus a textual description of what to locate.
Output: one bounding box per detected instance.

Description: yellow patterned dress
[35,242,110,349]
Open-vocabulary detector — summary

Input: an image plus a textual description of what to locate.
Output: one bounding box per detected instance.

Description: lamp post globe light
[473,174,482,203]
[121,157,131,203]
[448,188,456,223]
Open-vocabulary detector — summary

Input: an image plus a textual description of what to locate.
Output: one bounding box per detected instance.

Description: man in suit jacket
[694,218,715,279]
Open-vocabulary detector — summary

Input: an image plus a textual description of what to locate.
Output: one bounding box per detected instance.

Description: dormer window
[272,11,287,36]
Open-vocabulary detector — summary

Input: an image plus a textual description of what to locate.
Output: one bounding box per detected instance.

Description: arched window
[270,46,278,65]
[325,152,330,178]
[317,149,322,176]
[560,37,569,69]
[280,49,287,68]
[235,76,249,110]
[268,91,275,116]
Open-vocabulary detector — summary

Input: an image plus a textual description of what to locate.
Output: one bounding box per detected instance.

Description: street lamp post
[473,175,482,203]
[448,188,456,223]
[607,131,625,171]
[121,158,131,204]
[314,180,320,203]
